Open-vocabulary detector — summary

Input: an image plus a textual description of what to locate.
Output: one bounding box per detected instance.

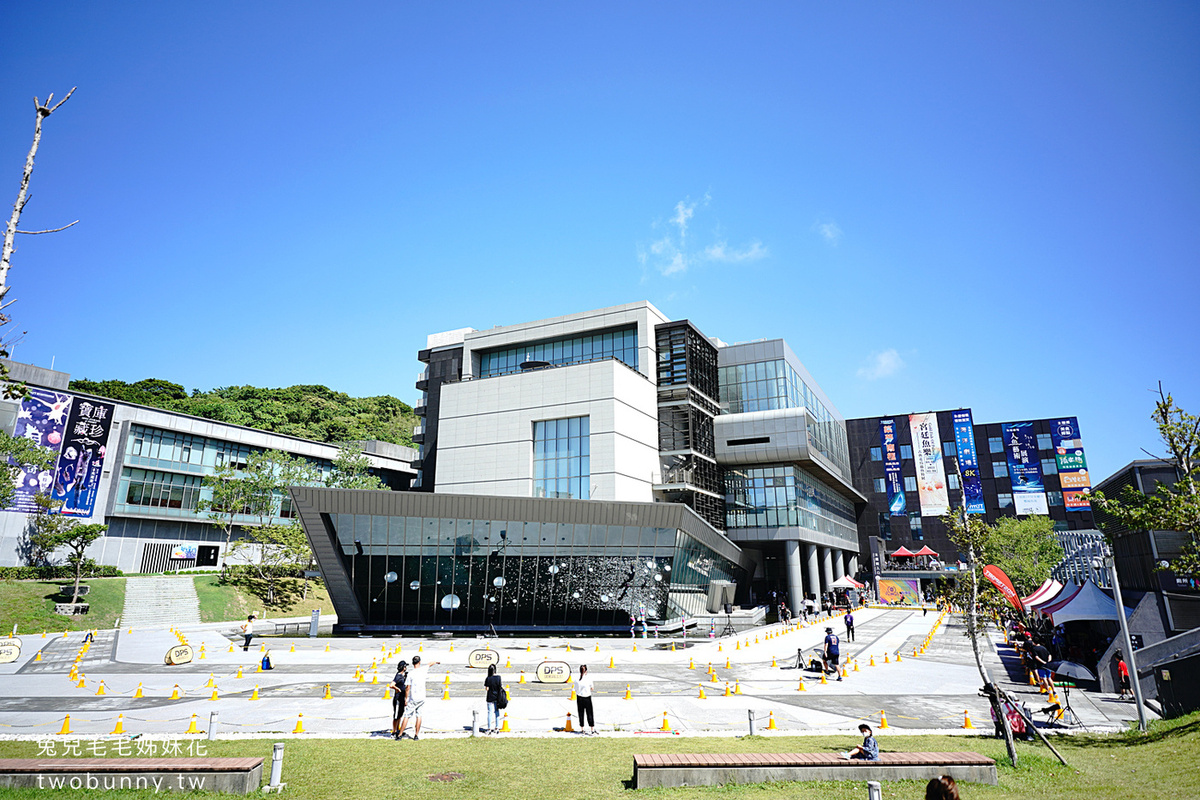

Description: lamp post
[1104,550,1146,731]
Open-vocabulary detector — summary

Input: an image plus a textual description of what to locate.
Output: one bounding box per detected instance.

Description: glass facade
[717,359,849,473]
[533,417,590,499]
[723,464,857,541]
[479,326,638,378]
[118,424,332,523]
[328,513,742,630]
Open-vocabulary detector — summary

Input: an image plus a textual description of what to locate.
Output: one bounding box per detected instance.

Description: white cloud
[705,240,768,263]
[815,220,843,245]
[856,349,904,380]
[640,193,763,277]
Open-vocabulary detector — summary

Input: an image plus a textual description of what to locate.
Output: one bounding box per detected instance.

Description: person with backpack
[388,661,408,739]
[823,627,843,681]
[483,663,505,734]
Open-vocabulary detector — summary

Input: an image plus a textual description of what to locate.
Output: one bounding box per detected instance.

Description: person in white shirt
[396,655,439,740]
[575,664,597,735]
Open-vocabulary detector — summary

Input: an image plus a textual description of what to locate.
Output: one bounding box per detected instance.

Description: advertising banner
[909,413,949,517]
[1050,417,1091,509]
[983,564,1024,611]
[952,409,986,514]
[4,388,72,513]
[51,397,116,517]
[1002,422,1048,515]
[877,578,921,605]
[879,419,905,516]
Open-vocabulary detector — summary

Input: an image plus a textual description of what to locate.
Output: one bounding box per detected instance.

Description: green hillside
[68,378,417,446]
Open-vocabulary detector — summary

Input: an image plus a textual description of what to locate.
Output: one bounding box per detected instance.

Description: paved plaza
[0,608,1145,740]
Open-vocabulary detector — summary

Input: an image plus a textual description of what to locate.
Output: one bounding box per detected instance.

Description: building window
[533,417,590,500]
[988,436,1003,454]
[911,519,923,541]
[900,444,913,460]
[904,476,917,492]
[993,461,1008,478]
[943,441,957,457]
[873,478,886,494]
[947,473,960,490]
[725,464,857,537]
[1037,433,1053,451]
[1053,520,1069,532]
[480,326,637,378]
[870,447,882,462]
[1041,458,1058,475]
[1047,491,1063,507]
[997,493,1013,508]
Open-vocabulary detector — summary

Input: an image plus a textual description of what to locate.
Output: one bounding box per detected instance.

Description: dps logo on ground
[536,660,570,683]
[0,637,20,665]
[164,644,193,665]
[467,649,500,669]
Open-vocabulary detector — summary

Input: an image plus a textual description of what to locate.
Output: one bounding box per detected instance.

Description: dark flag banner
[879,418,906,516]
[952,409,986,514]
[1001,421,1048,515]
[51,397,116,517]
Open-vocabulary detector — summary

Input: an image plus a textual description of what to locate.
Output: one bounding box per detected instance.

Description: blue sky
[2,3,1197,481]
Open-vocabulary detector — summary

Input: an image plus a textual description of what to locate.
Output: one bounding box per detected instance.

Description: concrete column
[821,547,834,592]
[846,552,859,579]
[804,543,820,606]
[833,551,845,581]
[784,541,805,612]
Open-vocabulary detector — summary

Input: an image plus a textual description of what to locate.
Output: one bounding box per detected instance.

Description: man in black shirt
[1027,641,1053,694]
[823,627,843,681]
[388,661,408,739]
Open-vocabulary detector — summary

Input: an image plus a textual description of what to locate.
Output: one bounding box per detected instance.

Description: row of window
[126,424,333,478]
[724,464,857,541]
[718,359,850,474]
[115,468,297,521]
[871,434,1059,462]
[478,327,639,379]
[533,417,590,500]
[871,457,1059,482]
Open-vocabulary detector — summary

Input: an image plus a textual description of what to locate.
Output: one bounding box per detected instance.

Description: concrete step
[120,576,201,629]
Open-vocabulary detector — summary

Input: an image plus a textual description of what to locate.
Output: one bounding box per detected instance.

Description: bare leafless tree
[0,88,78,397]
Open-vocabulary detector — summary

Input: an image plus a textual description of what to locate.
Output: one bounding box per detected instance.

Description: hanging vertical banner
[909,413,949,517]
[51,397,116,517]
[1002,422,1048,515]
[4,388,72,513]
[1051,417,1091,509]
[952,409,986,514]
[879,418,905,516]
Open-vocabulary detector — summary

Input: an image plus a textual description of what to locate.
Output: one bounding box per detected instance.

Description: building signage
[51,398,116,517]
[535,660,571,683]
[878,419,906,516]
[4,388,73,513]
[951,409,985,514]
[1050,417,1091,509]
[467,649,501,669]
[909,413,949,517]
[1001,422,1048,515]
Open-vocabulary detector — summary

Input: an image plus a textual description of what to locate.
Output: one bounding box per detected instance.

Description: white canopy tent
[829,576,865,590]
[1022,578,1064,611]
[1039,581,1133,625]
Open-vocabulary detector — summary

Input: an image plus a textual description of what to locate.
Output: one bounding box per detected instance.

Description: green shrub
[0,564,122,580]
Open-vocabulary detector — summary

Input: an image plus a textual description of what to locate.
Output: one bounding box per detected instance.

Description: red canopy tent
[890,546,916,557]
[912,546,939,557]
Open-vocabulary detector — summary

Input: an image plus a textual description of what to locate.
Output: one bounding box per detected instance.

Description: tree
[1091,384,1200,576]
[943,511,1019,768]
[1,89,77,399]
[228,522,311,607]
[199,461,262,570]
[0,431,57,510]
[327,443,385,490]
[28,493,106,604]
[981,516,1064,597]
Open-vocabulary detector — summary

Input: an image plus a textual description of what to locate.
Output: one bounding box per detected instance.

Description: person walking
[823,627,842,681]
[576,664,597,735]
[843,610,855,642]
[483,664,504,734]
[397,654,439,740]
[240,615,256,651]
[388,661,408,739]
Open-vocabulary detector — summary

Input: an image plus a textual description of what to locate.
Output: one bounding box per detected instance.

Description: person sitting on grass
[840,724,880,760]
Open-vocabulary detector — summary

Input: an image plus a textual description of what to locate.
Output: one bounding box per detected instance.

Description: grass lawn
[0,712,1195,799]
[0,577,125,634]
[195,575,332,623]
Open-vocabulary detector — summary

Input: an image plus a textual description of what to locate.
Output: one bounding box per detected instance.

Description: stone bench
[0,758,264,794]
[632,751,997,789]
